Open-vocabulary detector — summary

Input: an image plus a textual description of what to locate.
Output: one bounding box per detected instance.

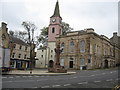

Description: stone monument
[48,41,67,73]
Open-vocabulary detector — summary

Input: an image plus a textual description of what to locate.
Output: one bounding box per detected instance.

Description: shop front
[10,59,30,70]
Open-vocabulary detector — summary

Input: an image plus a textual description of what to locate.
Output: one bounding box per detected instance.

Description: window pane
[80,58,85,65]
[80,40,85,53]
[70,41,74,46]
[70,41,74,53]
[60,59,64,66]
[18,54,21,58]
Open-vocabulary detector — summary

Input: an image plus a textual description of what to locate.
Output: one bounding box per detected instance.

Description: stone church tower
[47,0,62,62]
[48,1,62,42]
[36,1,63,68]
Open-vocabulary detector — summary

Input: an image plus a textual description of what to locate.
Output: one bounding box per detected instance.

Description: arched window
[80,40,85,53]
[52,27,55,33]
[70,41,74,53]
[61,42,64,53]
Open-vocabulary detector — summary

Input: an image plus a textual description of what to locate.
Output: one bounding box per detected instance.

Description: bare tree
[22,21,37,44]
[22,21,37,72]
[9,30,28,43]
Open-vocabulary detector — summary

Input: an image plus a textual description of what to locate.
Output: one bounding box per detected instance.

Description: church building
[35,1,120,69]
[56,29,120,70]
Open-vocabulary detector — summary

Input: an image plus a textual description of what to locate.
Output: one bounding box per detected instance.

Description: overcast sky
[1,0,119,38]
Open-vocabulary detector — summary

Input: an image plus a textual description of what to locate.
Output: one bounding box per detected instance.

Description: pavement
[3,69,76,76]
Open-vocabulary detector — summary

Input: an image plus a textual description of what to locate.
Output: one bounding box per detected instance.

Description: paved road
[2,67,120,89]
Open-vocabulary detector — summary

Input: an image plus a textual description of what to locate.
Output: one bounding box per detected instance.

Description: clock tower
[48,0,62,42]
[36,1,64,68]
[46,0,63,64]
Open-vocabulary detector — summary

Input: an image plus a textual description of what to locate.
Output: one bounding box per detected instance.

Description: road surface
[2,67,120,89]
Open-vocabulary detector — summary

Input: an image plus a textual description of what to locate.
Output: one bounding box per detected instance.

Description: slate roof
[37,46,47,50]
[10,36,29,46]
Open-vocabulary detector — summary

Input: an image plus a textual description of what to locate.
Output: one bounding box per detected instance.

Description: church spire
[51,0,61,17]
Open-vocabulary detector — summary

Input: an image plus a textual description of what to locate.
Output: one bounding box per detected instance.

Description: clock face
[52,19,56,22]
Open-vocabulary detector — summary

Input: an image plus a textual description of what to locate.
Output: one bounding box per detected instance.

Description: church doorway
[69,61,73,68]
[48,60,54,68]
[104,60,108,68]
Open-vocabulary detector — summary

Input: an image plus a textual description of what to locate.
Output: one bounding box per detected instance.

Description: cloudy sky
[1,0,119,38]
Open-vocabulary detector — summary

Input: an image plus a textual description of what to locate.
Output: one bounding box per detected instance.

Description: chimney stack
[113,32,117,36]
[2,22,7,29]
